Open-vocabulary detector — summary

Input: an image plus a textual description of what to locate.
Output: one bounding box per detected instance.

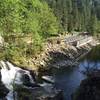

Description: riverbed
[52,45,100,100]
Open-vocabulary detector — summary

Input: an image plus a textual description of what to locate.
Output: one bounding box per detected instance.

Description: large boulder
[73,71,100,100]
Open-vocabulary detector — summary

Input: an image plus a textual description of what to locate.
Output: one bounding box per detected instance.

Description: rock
[0,72,9,98]
[42,75,55,84]
[36,90,63,100]
[0,83,9,98]
[16,83,63,100]
[22,74,39,87]
[73,72,100,100]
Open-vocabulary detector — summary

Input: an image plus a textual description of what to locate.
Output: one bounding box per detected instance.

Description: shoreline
[34,35,100,73]
[1,35,99,72]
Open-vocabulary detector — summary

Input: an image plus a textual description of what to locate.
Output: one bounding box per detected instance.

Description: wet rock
[73,71,100,100]
[0,73,9,98]
[22,74,40,87]
[42,75,55,84]
[0,83,9,98]
[16,84,63,100]
[36,90,63,100]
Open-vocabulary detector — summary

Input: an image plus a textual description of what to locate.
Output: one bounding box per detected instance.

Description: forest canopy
[45,0,100,34]
[0,0,59,36]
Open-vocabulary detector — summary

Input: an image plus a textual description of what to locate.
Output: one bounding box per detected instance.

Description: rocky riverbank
[31,35,100,71]
[0,35,99,71]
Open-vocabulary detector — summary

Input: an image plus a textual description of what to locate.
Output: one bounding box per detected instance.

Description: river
[52,45,100,100]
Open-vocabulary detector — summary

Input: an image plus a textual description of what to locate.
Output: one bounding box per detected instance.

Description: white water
[0,61,35,90]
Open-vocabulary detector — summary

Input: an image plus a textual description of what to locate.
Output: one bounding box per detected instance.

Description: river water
[53,45,100,100]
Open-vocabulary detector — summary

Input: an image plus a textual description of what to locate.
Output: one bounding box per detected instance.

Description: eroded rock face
[73,76,100,100]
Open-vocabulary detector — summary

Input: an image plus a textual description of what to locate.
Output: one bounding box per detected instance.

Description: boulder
[73,72,100,100]
[35,90,63,100]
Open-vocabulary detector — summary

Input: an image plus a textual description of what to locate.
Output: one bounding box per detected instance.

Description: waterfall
[0,60,56,100]
[0,61,35,91]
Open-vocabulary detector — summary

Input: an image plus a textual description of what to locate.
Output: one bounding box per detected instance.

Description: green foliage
[0,0,59,35]
[96,21,100,33]
[0,0,22,34]
[45,0,100,34]
[0,0,59,68]
[86,14,97,35]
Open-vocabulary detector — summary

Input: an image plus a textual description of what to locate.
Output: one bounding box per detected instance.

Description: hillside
[45,0,100,34]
